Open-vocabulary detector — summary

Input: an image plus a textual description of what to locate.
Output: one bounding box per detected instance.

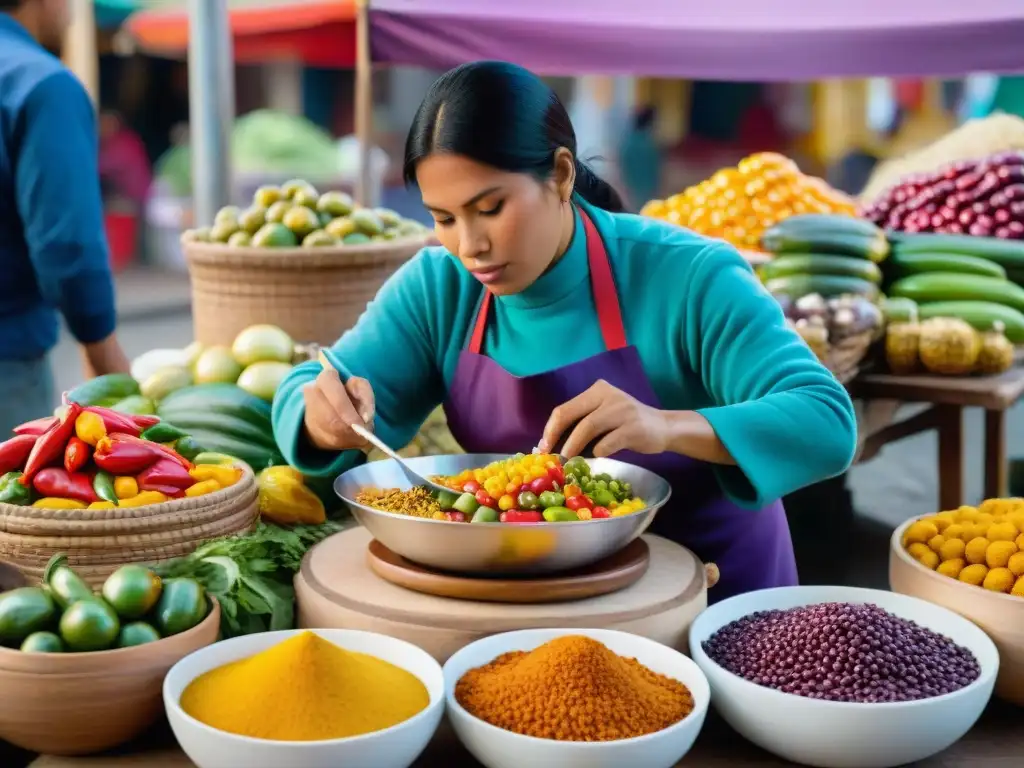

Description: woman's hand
[538,380,672,458]
[302,368,376,452]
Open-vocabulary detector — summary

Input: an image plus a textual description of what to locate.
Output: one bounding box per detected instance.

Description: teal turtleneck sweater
[272,200,857,508]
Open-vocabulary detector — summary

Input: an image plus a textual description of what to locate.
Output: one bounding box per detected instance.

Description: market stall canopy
[124,0,356,67]
[95,0,140,30]
[369,0,1024,80]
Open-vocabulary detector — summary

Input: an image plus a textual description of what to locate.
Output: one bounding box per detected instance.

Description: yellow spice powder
[180,631,429,741]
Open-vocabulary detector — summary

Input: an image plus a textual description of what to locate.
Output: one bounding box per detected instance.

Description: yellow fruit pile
[640,152,858,251]
[902,498,1024,596]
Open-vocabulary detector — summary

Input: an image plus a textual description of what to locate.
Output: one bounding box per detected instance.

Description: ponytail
[574,160,626,213]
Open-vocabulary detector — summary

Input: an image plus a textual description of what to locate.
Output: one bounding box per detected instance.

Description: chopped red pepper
[116,433,190,469]
[63,437,91,474]
[137,458,194,491]
[83,407,142,438]
[13,417,57,437]
[499,509,545,523]
[565,495,593,512]
[0,434,38,474]
[591,506,611,519]
[32,468,98,504]
[21,402,82,486]
[130,414,160,429]
[475,488,497,508]
[547,464,565,485]
[462,480,481,494]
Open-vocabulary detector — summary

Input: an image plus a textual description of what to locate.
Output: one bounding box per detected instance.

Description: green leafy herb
[152,521,344,638]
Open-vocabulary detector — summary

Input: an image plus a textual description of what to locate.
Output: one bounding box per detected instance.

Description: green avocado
[237,206,267,234]
[251,223,299,248]
[282,206,321,239]
[342,232,372,246]
[350,208,384,237]
[317,191,355,218]
[227,231,251,247]
[265,200,292,224]
[303,230,338,247]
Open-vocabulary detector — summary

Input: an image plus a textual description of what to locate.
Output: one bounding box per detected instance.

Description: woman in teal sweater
[273,61,857,601]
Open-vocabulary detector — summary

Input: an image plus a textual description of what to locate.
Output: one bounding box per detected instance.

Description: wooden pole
[63,0,99,106]
[354,0,374,205]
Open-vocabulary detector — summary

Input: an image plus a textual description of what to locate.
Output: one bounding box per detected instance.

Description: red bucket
[104,210,137,272]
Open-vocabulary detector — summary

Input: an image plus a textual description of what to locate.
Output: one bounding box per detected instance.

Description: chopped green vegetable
[151,521,344,638]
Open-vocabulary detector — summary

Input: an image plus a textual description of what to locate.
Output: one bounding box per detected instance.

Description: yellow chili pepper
[498,494,515,511]
[87,501,116,510]
[190,464,243,488]
[114,476,139,500]
[117,491,168,507]
[33,498,87,509]
[576,508,593,521]
[185,479,221,498]
[563,484,582,498]
[74,411,106,446]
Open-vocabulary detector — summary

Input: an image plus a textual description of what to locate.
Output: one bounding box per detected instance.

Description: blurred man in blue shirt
[0,1,129,432]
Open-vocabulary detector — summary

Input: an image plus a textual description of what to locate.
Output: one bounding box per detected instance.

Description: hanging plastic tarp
[95,0,140,30]
[125,0,356,67]
[369,0,1024,80]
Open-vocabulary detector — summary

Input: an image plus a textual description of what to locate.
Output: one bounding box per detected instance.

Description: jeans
[0,357,55,435]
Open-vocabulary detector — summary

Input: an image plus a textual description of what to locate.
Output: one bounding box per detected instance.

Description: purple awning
[370,1,1024,80]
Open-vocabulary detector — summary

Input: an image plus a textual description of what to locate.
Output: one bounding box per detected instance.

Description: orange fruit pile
[640,152,858,250]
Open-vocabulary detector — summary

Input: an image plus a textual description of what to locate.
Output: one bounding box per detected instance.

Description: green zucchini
[157,384,272,429]
[888,272,1024,312]
[890,233,1024,269]
[760,229,890,263]
[887,251,1007,280]
[153,411,276,448]
[181,429,284,471]
[1007,268,1024,288]
[759,254,882,284]
[66,374,140,407]
[764,274,880,301]
[917,301,1024,343]
[879,297,919,324]
[766,214,882,239]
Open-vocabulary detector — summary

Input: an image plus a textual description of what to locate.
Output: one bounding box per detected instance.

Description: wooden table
[20,699,1022,768]
[851,365,1024,510]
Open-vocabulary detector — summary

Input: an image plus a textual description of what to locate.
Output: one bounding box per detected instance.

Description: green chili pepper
[173,436,204,462]
[542,506,579,522]
[140,423,190,444]
[538,490,565,509]
[0,471,32,506]
[92,471,119,505]
[590,488,616,508]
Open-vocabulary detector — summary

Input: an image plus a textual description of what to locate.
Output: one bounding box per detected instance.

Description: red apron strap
[467,206,627,354]
[579,208,628,351]
[468,290,492,355]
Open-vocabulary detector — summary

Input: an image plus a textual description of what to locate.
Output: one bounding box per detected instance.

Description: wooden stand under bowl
[294,527,709,663]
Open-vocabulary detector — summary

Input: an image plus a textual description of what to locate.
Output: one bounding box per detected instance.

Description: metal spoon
[317,351,454,495]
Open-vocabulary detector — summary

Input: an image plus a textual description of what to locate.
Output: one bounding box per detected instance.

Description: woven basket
[826,329,876,385]
[0,466,259,587]
[184,236,428,347]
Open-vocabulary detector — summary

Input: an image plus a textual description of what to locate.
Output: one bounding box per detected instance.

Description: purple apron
[442,207,798,602]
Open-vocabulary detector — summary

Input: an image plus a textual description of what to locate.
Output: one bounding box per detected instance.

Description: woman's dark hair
[403,61,625,213]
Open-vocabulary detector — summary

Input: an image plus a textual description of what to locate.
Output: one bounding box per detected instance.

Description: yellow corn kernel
[87,501,116,510]
[483,478,504,498]
[114,476,139,500]
[118,491,169,507]
[510,474,524,487]
[190,464,242,488]
[32,497,86,509]
[498,494,515,511]
[185,479,221,498]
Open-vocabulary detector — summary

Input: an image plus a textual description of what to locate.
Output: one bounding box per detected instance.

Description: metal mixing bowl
[334,453,670,575]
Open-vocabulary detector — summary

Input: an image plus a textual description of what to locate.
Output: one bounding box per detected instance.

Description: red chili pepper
[13,417,57,437]
[499,509,544,523]
[94,435,160,474]
[63,437,92,474]
[528,476,555,495]
[137,457,194,491]
[83,407,142,437]
[116,433,191,469]
[130,414,160,429]
[0,434,39,474]
[21,402,82,486]
[591,506,611,519]
[32,468,98,504]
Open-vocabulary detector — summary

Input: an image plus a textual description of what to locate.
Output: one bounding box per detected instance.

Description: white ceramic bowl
[689,586,998,768]
[443,628,710,768]
[164,629,445,768]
